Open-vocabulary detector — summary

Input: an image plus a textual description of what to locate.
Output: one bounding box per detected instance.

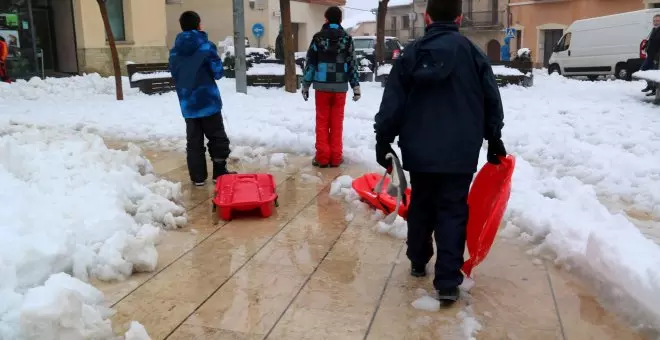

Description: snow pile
[245,63,303,76]
[130,72,171,82]
[0,74,137,100]
[0,126,185,339]
[502,156,660,327]
[222,46,270,57]
[492,65,524,76]
[376,64,393,76]
[124,321,151,340]
[632,70,660,82]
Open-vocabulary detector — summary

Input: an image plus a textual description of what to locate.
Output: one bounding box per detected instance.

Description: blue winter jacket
[374,23,504,174]
[168,30,224,119]
[302,23,360,92]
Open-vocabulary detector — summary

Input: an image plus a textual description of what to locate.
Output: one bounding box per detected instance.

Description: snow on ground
[130,72,171,82]
[0,125,183,339]
[246,63,303,76]
[3,70,660,331]
[633,70,660,83]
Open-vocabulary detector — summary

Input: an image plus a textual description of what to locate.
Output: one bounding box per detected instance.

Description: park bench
[246,63,302,89]
[126,63,175,95]
[491,60,534,87]
[632,70,660,105]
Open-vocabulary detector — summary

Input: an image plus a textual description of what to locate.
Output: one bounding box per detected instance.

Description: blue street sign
[505,27,516,39]
[252,23,265,39]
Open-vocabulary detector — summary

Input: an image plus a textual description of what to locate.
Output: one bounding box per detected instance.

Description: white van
[548,9,660,80]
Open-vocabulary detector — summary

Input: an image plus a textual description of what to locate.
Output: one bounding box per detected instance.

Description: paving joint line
[163,172,340,340]
[544,261,568,340]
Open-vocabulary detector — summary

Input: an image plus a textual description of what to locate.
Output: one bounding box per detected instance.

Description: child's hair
[325,6,342,24]
[0,36,5,42]
[426,0,462,22]
[179,11,201,31]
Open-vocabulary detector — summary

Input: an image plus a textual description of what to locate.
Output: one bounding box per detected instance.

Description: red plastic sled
[352,155,516,278]
[213,174,278,221]
[461,155,516,277]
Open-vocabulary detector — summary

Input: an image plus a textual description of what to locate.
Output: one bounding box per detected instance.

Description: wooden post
[97,0,123,100]
[279,0,297,93]
[376,0,389,65]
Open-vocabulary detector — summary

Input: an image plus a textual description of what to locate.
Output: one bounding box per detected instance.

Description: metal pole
[26,0,40,77]
[233,0,247,94]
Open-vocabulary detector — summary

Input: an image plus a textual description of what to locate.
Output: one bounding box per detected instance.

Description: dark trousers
[406,172,473,291]
[185,112,231,183]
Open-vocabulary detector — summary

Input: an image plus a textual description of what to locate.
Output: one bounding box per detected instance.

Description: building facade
[166,0,345,53]
[381,0,507,60]
[509,0,649,67]
[0,0,168,79]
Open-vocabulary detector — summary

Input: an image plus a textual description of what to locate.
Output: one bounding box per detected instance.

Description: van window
[556,33,571,52]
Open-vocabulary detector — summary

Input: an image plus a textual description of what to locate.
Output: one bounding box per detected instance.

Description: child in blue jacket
[169,11,234,186]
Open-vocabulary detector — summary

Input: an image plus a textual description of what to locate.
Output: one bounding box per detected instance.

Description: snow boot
[193,181,206,187]
[329,158,343,168]
[436,287,460,307]
[312,159,329,168]
[647,90,657,97]
[410,263,427,277]
[212,159,236,184]
[642,84,653,92]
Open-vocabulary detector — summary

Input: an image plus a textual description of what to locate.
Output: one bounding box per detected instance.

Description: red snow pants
[314,90,347,166]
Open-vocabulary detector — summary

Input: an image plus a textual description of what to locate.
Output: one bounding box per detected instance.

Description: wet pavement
[96,147,648,340]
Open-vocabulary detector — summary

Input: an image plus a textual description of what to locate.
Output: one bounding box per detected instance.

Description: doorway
[487,39,501,61]
[291,22,299,53]
[543,29,563,67]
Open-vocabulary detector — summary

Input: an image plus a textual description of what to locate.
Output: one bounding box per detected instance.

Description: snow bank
[632,70,660,83]
[0,126,185,339]
[0,74,138,100]
[492,65,524,76]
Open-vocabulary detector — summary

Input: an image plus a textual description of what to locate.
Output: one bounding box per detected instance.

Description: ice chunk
[411,295,440,312]
[125,321,151,340]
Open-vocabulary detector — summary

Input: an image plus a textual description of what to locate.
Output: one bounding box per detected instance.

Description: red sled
[352,155,516,278]
[212,174,278,221]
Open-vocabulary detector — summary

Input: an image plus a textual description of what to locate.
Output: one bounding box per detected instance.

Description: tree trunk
[279,0,297,93]
[97,0,123,100]
[376,0,389,65]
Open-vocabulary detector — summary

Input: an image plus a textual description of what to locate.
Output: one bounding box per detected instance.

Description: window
[106,0,125,41]
[555,33,571,52]
[391,16,397,30]
[402,15,410,29]
[353,39,374,49]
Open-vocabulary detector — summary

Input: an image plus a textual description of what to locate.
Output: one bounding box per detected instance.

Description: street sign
[252,23,265,38]
[505,27,516,39]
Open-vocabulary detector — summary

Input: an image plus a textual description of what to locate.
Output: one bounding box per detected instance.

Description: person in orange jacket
[0,36,10,83]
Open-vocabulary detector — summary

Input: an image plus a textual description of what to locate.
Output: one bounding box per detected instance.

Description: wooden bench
[632,71,660,105]
[126,63,176,95]
[246,74,302,89]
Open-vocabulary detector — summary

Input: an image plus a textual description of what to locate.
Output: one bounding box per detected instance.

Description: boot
[212,159,236,184]
[410,263,427,277]
[642,84,653,92]
[436,287,460,307]
[312,159,329,168]
[647,89,657,97]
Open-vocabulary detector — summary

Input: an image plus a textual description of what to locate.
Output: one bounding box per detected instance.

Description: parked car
[352,36,403,71]
[548,9,660,80]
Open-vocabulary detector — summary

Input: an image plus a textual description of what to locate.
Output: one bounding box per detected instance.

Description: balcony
[461,10,505,29]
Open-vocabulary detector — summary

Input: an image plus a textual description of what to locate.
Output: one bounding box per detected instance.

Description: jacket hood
[413,23,461,81]
[173,30,209,56]
[313,23,346,53]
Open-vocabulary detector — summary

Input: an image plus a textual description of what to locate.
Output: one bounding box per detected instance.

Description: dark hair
[0,36,5,42]
[179,11,201,31]
[426,0,462,22]
[325,6,343,24]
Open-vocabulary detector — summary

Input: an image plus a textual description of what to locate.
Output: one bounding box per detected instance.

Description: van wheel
[615,63,631,81]
[587,75,599,81]
[548,64,561,75]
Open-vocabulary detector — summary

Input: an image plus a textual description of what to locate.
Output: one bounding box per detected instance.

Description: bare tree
[376,0,390,65]
[96,0,123,100]
[279,0,297,93]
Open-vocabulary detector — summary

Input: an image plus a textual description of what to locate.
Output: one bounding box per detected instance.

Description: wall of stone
[76,46,169,76]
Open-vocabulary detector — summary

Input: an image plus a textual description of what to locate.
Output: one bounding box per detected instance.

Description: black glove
[376,142,395,169]
[301,87,309,101]
[487,139,507,164]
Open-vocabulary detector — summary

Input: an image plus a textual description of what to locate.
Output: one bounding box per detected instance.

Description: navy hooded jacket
[374,23,504,174]
[168,30,224,119]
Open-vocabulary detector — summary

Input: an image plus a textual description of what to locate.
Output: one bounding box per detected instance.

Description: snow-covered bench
[246,63,303,89]
[491,60,533,87]
[126,63,175,95]
[632,70,660,104]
